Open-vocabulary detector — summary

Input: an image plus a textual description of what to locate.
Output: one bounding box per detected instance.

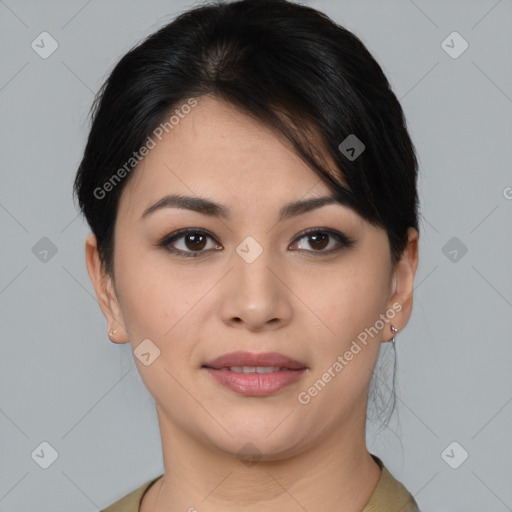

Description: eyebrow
[140,194,345,223]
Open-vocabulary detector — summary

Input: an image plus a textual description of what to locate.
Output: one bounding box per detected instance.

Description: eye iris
[309,232,328,250]
[185,233,207,251]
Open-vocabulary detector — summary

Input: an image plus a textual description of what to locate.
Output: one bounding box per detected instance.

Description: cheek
[299,259,390,348]
[114,238,198,338]
[293,263,389,422]
[113,251,203,402]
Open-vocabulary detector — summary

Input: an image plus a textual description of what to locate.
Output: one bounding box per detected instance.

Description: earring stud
[108,329,117,337]
[390,325,398,344]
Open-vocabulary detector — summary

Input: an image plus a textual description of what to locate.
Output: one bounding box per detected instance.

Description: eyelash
[156,227,355,258]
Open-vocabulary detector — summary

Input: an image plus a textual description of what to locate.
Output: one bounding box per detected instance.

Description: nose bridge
[235,234,278,298]
[220,234,291,328]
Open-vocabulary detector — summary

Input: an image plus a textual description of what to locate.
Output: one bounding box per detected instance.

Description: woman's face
[86,95,418,459]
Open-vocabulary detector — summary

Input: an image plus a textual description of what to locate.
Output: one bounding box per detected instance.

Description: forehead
[118,95,341,216]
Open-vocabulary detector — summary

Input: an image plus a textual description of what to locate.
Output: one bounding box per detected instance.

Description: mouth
[204,366,298,373]
[202,351,308,396]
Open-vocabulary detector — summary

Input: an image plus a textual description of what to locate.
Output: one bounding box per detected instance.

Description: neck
[141,406,381,512]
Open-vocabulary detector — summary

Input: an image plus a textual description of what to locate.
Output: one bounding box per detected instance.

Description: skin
[86,95,419,512]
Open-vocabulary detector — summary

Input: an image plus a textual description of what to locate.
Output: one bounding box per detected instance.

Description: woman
[74,0,420,510]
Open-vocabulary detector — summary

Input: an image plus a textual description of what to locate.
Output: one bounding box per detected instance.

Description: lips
[202,351,308,396]
[202,351,307,371]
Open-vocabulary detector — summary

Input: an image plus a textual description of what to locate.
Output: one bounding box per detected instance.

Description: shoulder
[361,455,420,512]
[100,474,163,512]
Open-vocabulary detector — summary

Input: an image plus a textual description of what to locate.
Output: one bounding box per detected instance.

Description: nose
[219,243,293,332]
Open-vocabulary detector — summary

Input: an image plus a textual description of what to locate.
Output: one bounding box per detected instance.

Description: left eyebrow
[140,194,344,222]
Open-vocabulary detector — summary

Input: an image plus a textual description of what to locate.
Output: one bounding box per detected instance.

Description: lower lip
[203,367,307,396]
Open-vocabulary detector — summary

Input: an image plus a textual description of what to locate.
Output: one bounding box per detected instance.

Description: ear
[385,227,419,341]
[85,233,129,344]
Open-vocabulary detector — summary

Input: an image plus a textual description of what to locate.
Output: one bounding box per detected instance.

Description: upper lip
[203,351,307,370]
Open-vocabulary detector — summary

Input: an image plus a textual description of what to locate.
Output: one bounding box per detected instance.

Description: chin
[201,420,309,462]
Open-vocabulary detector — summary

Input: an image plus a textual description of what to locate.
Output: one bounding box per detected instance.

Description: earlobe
[84,233,129,344]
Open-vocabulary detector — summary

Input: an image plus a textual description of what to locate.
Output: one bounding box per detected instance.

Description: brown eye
[291,228,355,254]
[158,229,222,258]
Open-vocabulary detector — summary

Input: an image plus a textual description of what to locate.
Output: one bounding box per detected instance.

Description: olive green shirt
[101,455,419,511]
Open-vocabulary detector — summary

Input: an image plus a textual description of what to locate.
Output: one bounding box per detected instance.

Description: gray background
[1,0,511,511]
